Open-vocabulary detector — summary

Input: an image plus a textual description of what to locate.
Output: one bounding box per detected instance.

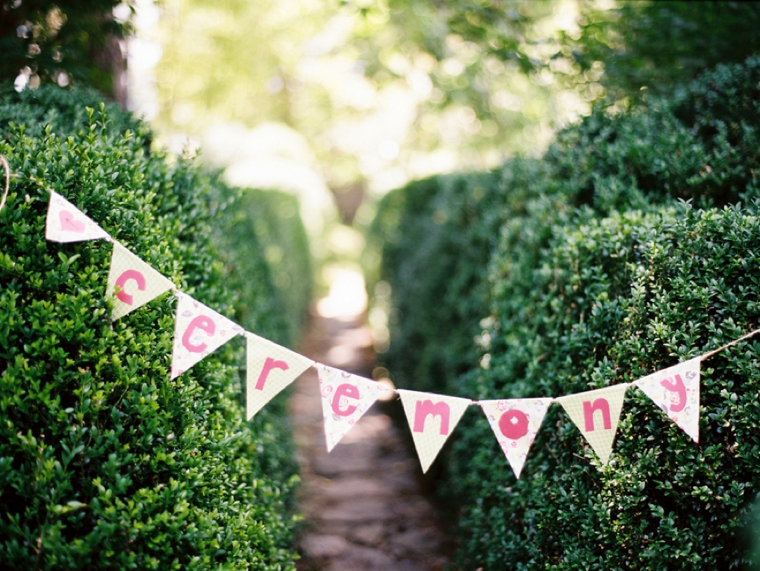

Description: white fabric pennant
[398,389,471,473]
[557,384,629,465]
[317,364,389,452]
[634,356,701,443]
[246,333,314,420]
[171,292,244,379]
[106,242,174,320]
[480,398,553,479]
[46,190,109,242]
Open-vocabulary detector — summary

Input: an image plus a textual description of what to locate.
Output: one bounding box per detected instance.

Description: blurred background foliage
[5,1,760,185]
[5,0,760,279]
[353,0,760,112]
[0,0,133,100]
[142,0,760,298]
[149,0,760,198]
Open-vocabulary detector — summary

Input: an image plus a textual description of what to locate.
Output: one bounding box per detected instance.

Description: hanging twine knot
[0,155,10,214]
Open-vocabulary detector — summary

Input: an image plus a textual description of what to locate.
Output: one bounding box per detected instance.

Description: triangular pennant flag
[46,190,109,242]
[106,242,174,320]
[480,398,553,479]
[317,364,389,452]
[246,333,313,420]
[634,356,701,443]
[398,389,471,473]
[557,384,629,465]
[171,292,244,379]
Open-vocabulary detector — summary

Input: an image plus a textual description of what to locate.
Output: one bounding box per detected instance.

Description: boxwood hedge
[373,56,760,568]
[213,185,312,349]
[0,84,305,569]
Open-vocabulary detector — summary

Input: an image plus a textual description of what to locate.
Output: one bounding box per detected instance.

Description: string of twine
[465,328,760,406]
[0,155,9,214]
[3,158,758,401]
[700,327,760,360]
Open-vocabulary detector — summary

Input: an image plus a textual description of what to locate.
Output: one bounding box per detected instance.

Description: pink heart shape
[59,210,85,233]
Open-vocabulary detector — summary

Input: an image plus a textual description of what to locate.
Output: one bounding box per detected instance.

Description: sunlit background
[109,0,760,361]
[129,0,589,188]
[121,0,603,321]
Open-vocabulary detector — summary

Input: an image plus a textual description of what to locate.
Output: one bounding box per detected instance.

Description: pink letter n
[413,400,451,435]
[583,398,611,432]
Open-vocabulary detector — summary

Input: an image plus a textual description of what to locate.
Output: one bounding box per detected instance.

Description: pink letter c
[114,269,146,305]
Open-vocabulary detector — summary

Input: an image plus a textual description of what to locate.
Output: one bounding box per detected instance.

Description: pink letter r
[255,357,289,391]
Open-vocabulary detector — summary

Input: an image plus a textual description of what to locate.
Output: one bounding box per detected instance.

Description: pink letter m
[413,400,451,435]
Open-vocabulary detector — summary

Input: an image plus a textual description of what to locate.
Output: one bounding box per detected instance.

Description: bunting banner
[480,398,553,479]
[398,389,471,473]
[634,356,701,443]
[317,364,388,452]
[46,190,109,243]
[106,242,175,320]
[246,332,314,420]
[171,292,244,379]
[557,384,629,465]
[36,188,760,480]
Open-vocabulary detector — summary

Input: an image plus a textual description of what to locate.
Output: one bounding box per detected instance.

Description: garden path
[292,309,454,571]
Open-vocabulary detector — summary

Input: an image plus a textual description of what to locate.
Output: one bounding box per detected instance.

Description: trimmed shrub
[367,161,548,395]
[454,202,760,570]
[0,84,302,570]
[0,83,139,138]
[214,186,312,348]
[374,56,760,569]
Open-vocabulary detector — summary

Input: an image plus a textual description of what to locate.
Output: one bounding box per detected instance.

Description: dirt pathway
[291,311,454,571]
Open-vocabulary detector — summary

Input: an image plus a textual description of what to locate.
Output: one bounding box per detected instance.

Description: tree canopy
[349,0,760,117]
[0,0,132,99]
[151,0,760,199]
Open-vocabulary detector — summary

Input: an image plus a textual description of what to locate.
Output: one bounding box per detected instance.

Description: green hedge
[0,84,303,569]
[214,186,312,349]
[366,163,545,395]
[373,56,760,568]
